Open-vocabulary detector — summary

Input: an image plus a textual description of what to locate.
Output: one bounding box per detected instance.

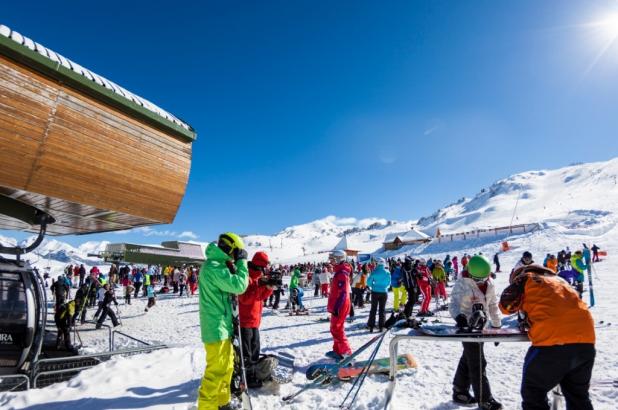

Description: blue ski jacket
[368,265,391,293]
[390,266,403,288]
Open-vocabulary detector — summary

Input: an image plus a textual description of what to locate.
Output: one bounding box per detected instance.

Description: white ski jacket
[449,277,501,328]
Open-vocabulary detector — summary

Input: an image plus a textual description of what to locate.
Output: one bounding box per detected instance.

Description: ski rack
[384,329,529,410]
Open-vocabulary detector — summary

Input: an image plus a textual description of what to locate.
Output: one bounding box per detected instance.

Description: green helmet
[467,255,491,280]
[217,232,245,256]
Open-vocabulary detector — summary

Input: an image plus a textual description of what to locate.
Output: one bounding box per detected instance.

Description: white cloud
[178,231,199,240]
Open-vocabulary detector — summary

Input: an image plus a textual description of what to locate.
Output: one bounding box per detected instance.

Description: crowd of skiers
[47,234,599,410]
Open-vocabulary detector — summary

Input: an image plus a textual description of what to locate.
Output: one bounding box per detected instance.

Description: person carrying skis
[327,250,353,357]
[570,250,588,298]
[366,257,391,332]
[499,263,595,410]
[197,232,249,410]
[391,261,407,312]
[416,258,433,316]
[591,244,600,262]
[238,251,275,388]
[401,256,419,318]
[450,255,502,410]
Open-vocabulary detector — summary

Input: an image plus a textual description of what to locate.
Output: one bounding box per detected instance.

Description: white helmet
[377,257,386,266]
[418,258,426,265]
[330,250,347,263]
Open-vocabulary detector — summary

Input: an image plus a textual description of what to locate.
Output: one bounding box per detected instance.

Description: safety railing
[0,373,30,391]
[32,344,168,388]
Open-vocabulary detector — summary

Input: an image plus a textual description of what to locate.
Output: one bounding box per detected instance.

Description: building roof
[0,24,195,141]
[101,241,204,265]
[383,228,431,244]
[333,235,358,251]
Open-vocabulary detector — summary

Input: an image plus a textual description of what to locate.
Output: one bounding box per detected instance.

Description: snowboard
[306,353,417,381]
[418,324,526,338]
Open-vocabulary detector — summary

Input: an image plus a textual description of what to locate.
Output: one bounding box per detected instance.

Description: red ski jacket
[239,267,273,328]
[327,262,351,316]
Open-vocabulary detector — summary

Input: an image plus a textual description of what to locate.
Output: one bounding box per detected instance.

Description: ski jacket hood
[368,265,391,293]
[199,243,249,344]
[239,265,273,328]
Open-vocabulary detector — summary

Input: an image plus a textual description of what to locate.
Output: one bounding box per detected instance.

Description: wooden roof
[0,24,195,142]
[0,24,195,235]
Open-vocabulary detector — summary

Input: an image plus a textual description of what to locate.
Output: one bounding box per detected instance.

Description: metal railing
[0,373,30,391]
[32,344,168,388]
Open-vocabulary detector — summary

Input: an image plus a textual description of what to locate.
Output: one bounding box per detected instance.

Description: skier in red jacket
[327,250,352,359]
[416,258,434,316]
[239,251,274,387]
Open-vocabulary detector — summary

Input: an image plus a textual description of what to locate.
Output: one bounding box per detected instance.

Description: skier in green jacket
[197,232,249,410]
[288,268,306,311]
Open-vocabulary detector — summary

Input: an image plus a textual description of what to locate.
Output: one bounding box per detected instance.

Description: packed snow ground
[2,227,617,410]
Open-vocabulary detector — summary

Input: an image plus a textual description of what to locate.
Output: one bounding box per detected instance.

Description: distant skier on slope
[500,264,595,410]
[449,255,502,410]
[196,233,249,410]
[326,250,353,358]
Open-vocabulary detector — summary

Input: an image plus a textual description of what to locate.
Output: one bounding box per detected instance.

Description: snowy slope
[418,158,618,237]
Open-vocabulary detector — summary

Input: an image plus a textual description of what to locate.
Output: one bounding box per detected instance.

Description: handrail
[111,329,152,350]
[83,320,113,351]
[0,373,30,390]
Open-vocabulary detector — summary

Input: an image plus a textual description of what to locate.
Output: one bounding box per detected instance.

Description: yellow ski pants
[198,339,234,410]
[393,286,408,311]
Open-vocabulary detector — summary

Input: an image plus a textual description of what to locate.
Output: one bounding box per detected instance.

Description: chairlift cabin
[0,24,196,384]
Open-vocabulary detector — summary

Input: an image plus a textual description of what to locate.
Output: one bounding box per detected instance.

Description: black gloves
[234,248,248,261]
[455,314,468,329]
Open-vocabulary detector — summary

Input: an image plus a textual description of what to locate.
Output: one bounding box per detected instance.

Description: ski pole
[283,330,388,402]
[340,330,387,409]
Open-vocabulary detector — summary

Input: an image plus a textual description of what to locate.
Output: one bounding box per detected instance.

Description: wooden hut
[383,228,431,250]
[0,25,196,235]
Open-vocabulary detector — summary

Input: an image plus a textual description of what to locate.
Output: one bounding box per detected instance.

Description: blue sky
[4,0,618,246]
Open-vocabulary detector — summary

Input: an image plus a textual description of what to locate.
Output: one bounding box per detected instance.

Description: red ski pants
[435,282,447,299]
[321,283,329,296]
[330,302,352,356]
[418,282,432,313]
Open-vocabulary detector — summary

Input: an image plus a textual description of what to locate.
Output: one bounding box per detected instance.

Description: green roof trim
[0,26,196,142]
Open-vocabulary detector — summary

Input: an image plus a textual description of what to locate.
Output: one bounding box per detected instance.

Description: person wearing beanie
[450,255,502,410]
[197,232,249,410]
[327,250,353,358]
[238,251,275,387]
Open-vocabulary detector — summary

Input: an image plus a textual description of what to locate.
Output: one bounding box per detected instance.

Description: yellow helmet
[217,232,245,256]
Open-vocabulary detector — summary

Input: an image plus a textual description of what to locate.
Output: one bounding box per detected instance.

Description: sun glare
[598,13,618,39]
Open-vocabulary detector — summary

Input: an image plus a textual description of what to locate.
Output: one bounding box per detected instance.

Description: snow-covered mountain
[417,158,618,237]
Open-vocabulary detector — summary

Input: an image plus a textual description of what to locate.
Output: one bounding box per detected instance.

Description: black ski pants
[314,283,320,297]
[97,305,119,327]
[521,344,595,410]
[453,342,493,404]
[133,282,142,298]
[240,327,261,366]
[367,292,387,330]
[403,285,419,318]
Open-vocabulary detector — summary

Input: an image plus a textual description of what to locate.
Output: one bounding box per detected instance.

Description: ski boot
[479,398,503,410]
[452,388,475,405]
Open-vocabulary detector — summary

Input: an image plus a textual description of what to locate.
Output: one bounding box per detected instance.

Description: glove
[455,314,468,329]
[234,248,248,261]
